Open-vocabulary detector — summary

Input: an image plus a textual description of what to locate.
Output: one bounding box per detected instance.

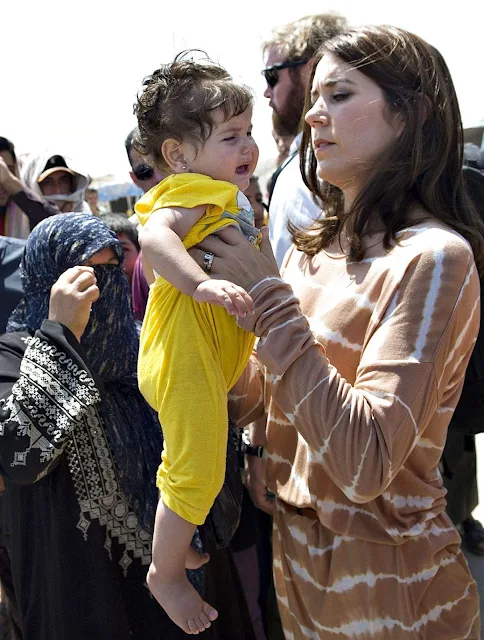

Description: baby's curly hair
[133,52,253,171]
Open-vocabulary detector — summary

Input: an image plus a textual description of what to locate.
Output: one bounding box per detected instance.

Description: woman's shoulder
[0,331,32,352]
[281,215,477,290]
[396,216,474,260]
[0,331,32,377]
[388,217,475,282]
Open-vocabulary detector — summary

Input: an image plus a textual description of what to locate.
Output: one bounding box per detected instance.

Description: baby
[134,56,260,635]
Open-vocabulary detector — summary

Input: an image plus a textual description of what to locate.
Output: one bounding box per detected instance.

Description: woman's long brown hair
[295,25,484,272]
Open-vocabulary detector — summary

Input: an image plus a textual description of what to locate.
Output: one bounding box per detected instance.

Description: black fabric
[200,527,257,640]
[204,422,243,548]
[447,267,484,435]
[0,543,22,640]
[267,150,298,205]
[230,487,258,553]
[42,155,68,173]
[4,457,189,640]
[448,167,484,435]
[0,238,24,334]
[442,432,478,526]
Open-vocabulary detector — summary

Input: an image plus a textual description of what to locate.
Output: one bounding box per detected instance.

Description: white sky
[2,0,483,180]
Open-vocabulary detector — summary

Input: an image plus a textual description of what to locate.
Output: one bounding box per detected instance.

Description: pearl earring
[182,165,187,170]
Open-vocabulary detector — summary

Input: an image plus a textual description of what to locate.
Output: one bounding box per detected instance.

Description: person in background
[442,161,484,555]
[262,13,347,266]
[131,250,151,322]
[245,176,267,229]
[0,237,24,334]
[0,233,25,639]
[99,212,140,285]
[0,138,58,238]
[85,187,107,216]
[126,128,165,194]
[21,151,91,214]
[125,127,166,320]
[273,133,293,166]
[464,142,484,171]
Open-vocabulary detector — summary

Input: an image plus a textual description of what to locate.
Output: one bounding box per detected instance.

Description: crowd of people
[1,11,484,640]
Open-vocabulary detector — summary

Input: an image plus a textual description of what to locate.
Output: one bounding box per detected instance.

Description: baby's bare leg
[147,499,218,634]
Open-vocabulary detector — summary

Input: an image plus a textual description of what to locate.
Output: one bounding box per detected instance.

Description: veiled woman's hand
[188,226,280,292]
[48,266,100,341]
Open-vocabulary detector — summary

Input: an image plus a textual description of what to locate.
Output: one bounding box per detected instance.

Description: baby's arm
[139,207,253,316]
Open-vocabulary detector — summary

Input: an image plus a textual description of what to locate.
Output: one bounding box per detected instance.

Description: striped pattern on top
[231,220,481,639]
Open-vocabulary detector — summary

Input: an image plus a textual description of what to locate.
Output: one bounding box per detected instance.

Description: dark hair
[133,52,253,171]
[0,137,17,163]
[296,25,484,271]
[125,128,137,167]
[99,212,140,252]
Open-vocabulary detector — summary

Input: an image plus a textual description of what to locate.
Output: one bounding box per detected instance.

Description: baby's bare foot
[148,570,218,634]
[186,546,210,570]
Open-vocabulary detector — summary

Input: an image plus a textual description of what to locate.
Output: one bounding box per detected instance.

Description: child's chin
[236,176,250,191]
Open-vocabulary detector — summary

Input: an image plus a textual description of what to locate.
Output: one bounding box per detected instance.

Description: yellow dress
[136,173,259,525]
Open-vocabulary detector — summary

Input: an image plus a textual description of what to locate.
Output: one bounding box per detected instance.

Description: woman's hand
[48,266,100,341]
[188,226,280,292]
[245,456,274,515]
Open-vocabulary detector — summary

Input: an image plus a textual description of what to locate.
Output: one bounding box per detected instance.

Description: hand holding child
[193,279,254,317]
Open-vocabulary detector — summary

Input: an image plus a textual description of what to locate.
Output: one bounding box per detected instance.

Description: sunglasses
[261,59,308,89]
[133,163,155,181]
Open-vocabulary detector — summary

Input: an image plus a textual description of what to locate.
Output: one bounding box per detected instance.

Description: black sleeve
[11,187,60,230]
[0,320,103,484]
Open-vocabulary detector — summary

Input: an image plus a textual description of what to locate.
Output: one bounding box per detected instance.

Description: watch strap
[242,431,264,457]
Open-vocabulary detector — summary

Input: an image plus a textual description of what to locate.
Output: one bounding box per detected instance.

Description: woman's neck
[341,184,360,214]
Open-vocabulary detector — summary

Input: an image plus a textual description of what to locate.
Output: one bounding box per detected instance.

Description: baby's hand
[193,279,254,317]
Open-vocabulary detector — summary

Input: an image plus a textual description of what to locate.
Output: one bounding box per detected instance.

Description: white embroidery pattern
[0,335,152,575]
[66,406,152,575]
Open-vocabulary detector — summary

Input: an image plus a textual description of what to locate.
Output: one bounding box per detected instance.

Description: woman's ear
[161,139,189,173]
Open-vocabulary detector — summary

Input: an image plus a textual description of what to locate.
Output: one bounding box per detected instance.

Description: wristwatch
[241,430,264,458]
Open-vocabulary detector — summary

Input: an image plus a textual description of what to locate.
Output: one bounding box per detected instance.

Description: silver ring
[203,251,215,273]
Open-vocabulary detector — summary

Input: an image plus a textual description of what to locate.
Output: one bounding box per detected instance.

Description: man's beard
[272,76,306,138]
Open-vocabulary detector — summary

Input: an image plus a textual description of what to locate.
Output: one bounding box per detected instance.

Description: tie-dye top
[231,219,480,545]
